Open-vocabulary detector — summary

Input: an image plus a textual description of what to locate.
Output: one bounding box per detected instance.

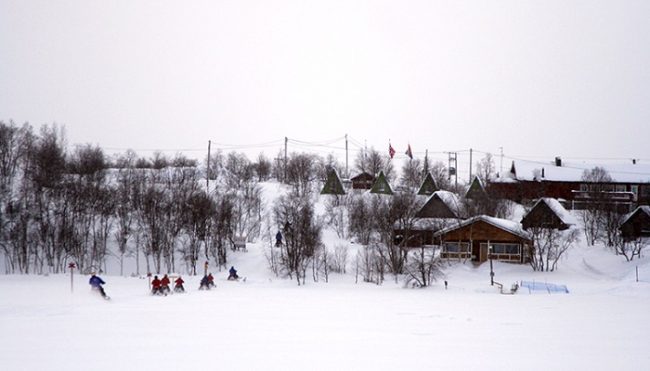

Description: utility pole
[345,134,349,178]
[206,140,211,193]
[499,147,504,176]
[448,152,458,188]
[469,148,473,183]
[284,136,288,183]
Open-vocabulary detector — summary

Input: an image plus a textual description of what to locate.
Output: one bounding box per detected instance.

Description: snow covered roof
[434,215,532,240]
[408,217,463,231]
[538,198,578,226]
[620,205,650,226]
[494,160,650,183]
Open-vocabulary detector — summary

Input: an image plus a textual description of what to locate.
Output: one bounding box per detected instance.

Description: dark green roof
[370,171,393,195]
[321,170,346,195]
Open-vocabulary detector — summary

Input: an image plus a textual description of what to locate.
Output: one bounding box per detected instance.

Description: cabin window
[615,184,626,192]
[442,242,470,253]
[631,185,639,196]
[486,243,520,255]
[641,186,650,197]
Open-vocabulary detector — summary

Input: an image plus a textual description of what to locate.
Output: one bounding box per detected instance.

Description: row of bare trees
[0,121,264,274]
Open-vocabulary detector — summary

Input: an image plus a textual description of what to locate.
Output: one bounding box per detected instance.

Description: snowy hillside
[1,241,649,371]
[2,181,650,370]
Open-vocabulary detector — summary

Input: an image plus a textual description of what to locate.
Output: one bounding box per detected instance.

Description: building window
[483,243,521,255]
[615,184,626,192]
[442,242,470,253]
[641,185,650,197]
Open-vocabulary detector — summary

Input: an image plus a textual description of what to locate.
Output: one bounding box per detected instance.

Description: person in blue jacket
[89,273,108,299]
[228,266,239,280]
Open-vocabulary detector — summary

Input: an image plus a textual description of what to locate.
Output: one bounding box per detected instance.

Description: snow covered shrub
[331,243,349,274]
[528,227,580,272]
[404,246,444,288]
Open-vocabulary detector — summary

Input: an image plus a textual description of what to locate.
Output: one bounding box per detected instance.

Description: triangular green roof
[320,170,346,195]
[370,171,393,195]
[417,172,439,196]
[465,176,487,199]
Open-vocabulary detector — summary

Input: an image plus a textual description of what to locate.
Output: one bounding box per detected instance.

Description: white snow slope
[1,243,649,371]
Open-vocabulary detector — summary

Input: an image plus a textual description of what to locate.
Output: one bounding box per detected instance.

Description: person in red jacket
[151,275,162,295]
[207,273,215,288]
[160,274,171,295]
[174,276,185,293]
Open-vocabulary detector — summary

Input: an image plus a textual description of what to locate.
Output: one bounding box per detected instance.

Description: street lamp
[489,245,494,286]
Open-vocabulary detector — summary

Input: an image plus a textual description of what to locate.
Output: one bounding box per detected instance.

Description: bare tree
[529,227,580,271]
[404,246,444,287]
[286,152,317,197]
[273,193,322,285]
[400,158,423,189]
[354,147,395,181]
[475,153,496,185]
[580,167,613,246]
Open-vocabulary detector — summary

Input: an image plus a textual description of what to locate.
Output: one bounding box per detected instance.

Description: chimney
[555,157,562,167]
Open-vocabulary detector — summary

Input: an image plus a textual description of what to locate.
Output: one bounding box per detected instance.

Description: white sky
[2,0,650,170]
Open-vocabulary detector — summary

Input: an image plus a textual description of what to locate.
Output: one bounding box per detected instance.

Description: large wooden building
[489,159,650,211]
[434,215,532,264]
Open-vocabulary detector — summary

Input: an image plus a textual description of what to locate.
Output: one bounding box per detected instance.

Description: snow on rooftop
[496,160,650,183]
[434,215,531,240]
[540,198,578,226]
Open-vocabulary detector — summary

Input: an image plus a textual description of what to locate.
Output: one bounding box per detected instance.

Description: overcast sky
[2,0,649,172]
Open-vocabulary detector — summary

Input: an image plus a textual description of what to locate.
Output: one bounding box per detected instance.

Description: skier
[207,273,215,288]
[89,273,109,299]
[228,266,239,281]
[275,230,283,247]
[199,274,213,290]
[160,274,171,295]
[174,276,185,293]
[151,275,162,295]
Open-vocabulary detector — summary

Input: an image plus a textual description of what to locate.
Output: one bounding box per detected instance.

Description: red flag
[389,143,396,159]
[405,144,413,159]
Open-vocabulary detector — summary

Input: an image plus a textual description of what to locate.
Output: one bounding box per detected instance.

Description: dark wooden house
[417,172,439,196]
[370,171,393,195]
[320,170,346,195]
[521,198,576,231]
[351,172,375,190]
[434,215,532,263]
[416,191,461,219]
[395,191,464,247]
[466,176,487,200]
[620,206,650,241]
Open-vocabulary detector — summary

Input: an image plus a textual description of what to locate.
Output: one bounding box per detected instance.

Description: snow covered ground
[1,241,649,371]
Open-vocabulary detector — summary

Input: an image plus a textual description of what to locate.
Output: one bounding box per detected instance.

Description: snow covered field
[1,243,649,371]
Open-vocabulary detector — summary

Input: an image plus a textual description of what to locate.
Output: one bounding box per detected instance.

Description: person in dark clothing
[228,266,239,280]
[160,274,171,295]
[199,274,212,290]
[275,231,283,247]
[151,275,162,295]
[174,276,185,293]
[89,274,108,299]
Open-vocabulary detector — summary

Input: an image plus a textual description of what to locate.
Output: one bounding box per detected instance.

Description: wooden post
[68,262,76,293]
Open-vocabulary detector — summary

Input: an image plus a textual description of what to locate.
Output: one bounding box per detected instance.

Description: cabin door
[479,243,488,262]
